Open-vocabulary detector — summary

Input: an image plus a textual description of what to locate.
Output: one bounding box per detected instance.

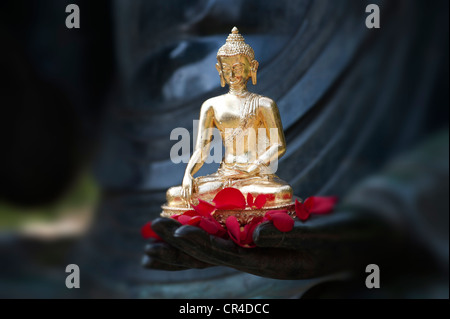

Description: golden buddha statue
[162,27,294,222]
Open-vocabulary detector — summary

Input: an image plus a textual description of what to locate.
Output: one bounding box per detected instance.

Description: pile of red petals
[142,187,338,248]
[225,210,296,247]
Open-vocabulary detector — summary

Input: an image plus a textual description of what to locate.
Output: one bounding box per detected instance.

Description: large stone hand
[143,208,401,279]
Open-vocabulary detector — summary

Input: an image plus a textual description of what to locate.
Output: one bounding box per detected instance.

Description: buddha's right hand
[181,174,195,203]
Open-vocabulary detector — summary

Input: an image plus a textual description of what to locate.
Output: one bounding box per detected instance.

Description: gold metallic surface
[162,27,296,222]
[162,199,299,225]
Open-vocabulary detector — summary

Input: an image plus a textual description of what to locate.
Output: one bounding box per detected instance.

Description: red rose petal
[178,214,193,225]
[295,196,338,221]
[213,187,246,210]
[187,215,202,226]
[295,199,310,221]
[211,217,227,237]
[267,211,294,232]
[304,197,315,211]
[226,216,263,248]
[247,193,254,207]
[241,216,264,246]
[172,210,197,220]
[225,216,241,244]
[309,196,338,214]
[254,194,267,209]
[141,222,162,240]
[265,209,286,219]
[183,210,198,217]
[192,199,216,217]
[199,217,226,237]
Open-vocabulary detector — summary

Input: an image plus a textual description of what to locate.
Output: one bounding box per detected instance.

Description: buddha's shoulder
[200,96,222,112]
[200,94,278,110]
[201,95,226,106]
[255,95,277,108]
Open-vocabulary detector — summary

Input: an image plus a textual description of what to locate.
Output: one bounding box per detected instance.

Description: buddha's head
[216,27,259,88]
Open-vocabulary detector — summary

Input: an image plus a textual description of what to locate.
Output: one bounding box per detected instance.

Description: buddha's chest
[213,96,260,131]
[214,108,243,130]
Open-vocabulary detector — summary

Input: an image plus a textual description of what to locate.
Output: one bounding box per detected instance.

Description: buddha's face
[218,55,252,87]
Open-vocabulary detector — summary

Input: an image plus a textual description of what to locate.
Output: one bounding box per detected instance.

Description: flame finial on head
[217,27,255,60]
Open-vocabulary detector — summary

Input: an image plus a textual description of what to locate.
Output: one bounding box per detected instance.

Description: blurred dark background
[0,0,448,298]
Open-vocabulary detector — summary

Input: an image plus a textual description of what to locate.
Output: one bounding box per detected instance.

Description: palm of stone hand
[143,208,398,279]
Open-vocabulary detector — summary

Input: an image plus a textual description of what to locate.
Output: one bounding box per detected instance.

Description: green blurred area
[0,173,99,231]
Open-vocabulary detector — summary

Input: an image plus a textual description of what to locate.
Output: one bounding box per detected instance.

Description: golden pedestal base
[161,197,300,225]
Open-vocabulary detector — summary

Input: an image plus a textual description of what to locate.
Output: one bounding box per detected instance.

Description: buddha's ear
[216,62,226,87]
[251,60,259,85]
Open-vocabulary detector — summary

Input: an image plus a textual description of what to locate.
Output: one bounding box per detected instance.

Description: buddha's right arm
[184,103,215,177]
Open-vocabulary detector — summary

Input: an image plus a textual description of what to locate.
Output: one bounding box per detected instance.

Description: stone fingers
[172,225,314,279]
[144,241,213,269]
